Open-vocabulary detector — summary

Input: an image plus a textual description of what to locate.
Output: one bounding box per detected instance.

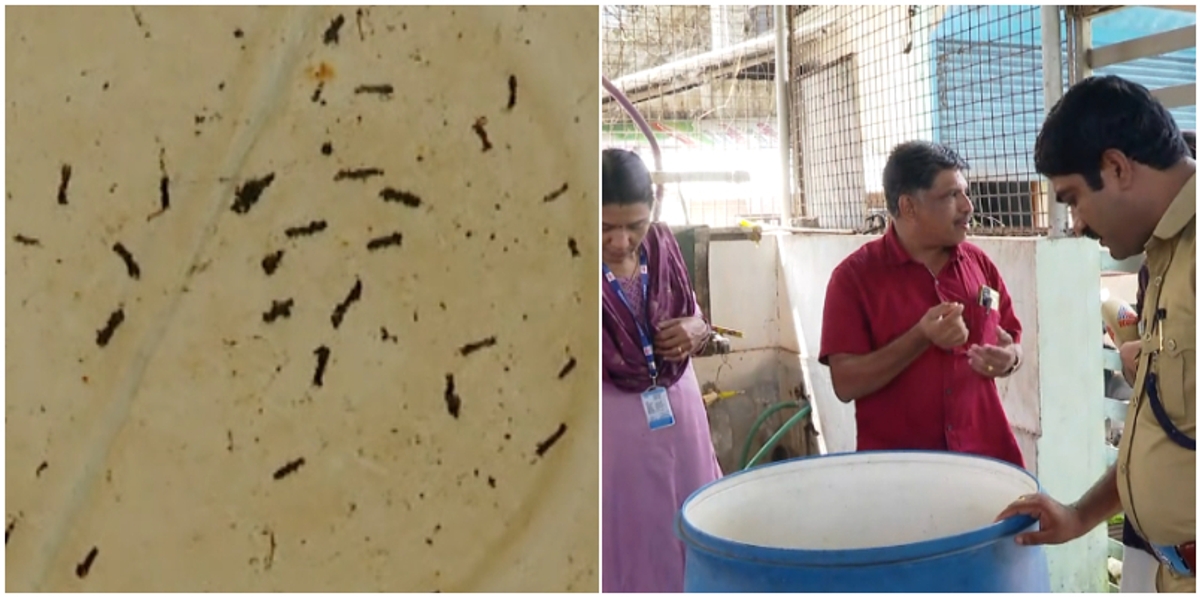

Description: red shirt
[818,226,1025,468]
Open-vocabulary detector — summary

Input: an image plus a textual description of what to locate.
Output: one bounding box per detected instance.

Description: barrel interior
[682,452,1038,551]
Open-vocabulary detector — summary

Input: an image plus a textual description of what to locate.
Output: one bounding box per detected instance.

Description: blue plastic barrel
[676,451,1051,593]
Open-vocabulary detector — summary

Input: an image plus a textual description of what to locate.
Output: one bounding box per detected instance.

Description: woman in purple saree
[601,149,723,593]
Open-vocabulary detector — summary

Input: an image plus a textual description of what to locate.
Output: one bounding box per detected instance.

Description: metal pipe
[774,5,794,226]
[1070,7,1093,84]
[1041,5,1068,238]
[601,76,665,217]
[604,18,833,106]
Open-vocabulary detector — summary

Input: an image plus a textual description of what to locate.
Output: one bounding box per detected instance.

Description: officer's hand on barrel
[994,493,1087,546]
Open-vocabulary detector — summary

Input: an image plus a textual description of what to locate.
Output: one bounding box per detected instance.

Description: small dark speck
[472,117,493,152]
[75,546,99,578]
[487,476,496,488]
[366,232,403,251]
[313,345,331,387]
[5,518,15,544]
[36,461,48,477]
[112,242,141,279]
[262,250,284,275]
[557,357,577,379]
[262,298,294,323]
[157,150,171,212]
[535,423,568,457]
[320,141,333,156]
[354,84,394,97]
[506,75,517,110]
[543,182,569,202]
[57,164,72,205]
[14,234,41,246]
[331,278,363,329]
[334,168,384,182]
[379,187,422,207]
[285,220,328,238]
[218,81,226,91]
[231,173,276,214]
[567,237,580,257]
[443,374,461,419]
[458,336,497,357]
[96,307,125,347]
[380,327,398,343]
[102,81,110,90]
[323,14,345,45]
[425,537,434,546]
[233,28,244,38]
[272,457,305,480]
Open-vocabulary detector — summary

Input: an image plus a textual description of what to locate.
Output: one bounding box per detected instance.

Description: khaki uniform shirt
[1117,174,1196,591]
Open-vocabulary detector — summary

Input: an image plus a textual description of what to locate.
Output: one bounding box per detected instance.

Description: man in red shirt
[818,141,1026,468]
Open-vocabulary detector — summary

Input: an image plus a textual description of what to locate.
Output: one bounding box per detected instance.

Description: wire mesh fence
[787,5,1061,234]
[602,5,1196,234]
[602,5,784,227]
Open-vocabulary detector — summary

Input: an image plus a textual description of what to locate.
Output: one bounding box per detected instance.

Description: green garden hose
[737,401,812,470]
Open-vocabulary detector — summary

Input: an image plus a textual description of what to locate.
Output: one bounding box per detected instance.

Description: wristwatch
[1004,352,1021,376]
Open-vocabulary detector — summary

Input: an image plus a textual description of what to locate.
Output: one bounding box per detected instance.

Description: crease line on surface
[22,7,320,590]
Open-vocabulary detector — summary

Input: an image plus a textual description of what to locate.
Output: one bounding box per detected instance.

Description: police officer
[995,75,1195,593]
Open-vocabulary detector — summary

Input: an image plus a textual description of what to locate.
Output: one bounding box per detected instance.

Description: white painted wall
[700,230,1107,593]
[692,236,815,472]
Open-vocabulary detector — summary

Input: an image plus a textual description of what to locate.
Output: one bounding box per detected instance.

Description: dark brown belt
[1151,541,1196,578]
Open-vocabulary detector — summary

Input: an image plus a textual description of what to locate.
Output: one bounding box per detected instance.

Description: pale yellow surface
[6,5,599,592]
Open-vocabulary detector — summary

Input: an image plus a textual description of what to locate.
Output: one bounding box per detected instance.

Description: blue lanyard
[603,250,658,382]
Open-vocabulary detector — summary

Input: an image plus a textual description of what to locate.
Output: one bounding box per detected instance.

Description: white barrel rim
[676,450,1041,567]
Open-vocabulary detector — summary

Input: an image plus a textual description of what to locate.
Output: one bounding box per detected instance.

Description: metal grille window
[787,5,1061,235]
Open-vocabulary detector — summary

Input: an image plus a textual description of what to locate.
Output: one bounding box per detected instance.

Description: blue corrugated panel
[931,5,1196,180]
[930,5,1053,180]
[1093,7,1196,130]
